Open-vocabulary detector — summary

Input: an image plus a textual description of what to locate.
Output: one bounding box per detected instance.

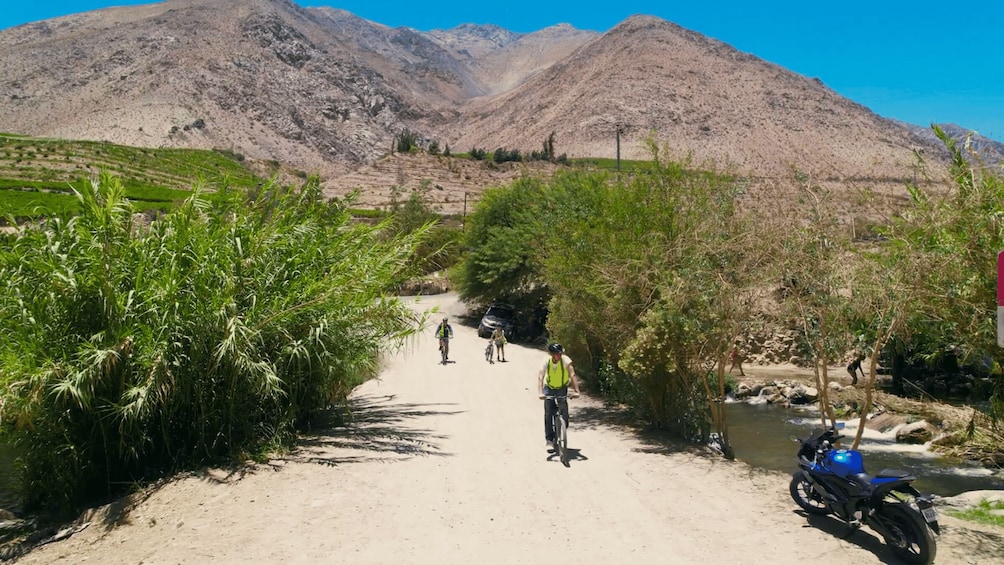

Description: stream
[725,400,1004,497]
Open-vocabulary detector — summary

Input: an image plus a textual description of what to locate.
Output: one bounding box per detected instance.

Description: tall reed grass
[0,173,427,512]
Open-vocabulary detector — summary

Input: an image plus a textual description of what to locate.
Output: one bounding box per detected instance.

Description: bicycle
[542,392,578,464]
[439,338,450,364]
[484,340,494,363]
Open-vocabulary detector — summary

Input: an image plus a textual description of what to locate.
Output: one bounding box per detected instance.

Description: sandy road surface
[18,294,1003,564]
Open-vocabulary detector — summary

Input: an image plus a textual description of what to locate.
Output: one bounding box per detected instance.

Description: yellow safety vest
[545,358,569,389]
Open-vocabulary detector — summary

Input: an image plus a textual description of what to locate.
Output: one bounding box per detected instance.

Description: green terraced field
[0,134,264,218]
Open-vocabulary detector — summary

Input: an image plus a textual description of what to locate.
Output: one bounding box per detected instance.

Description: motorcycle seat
[875,468,913,479]
[851,472,872,486]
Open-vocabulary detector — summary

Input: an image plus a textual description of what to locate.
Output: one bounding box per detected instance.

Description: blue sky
[2,1,1002,141]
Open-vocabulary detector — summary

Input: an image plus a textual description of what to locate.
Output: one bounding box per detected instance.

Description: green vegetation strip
[0,134,266,219]
[946,500,1004,528]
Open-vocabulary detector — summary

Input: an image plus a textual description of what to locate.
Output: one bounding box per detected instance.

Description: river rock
[896,420,936,444]
[787,385,819,405]
[827,381,842,392]
[866,412,907,433]
[938,490,1004,508]
[734,383,753,400]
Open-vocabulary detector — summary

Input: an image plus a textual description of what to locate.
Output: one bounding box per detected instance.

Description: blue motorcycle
[790,427,940,564]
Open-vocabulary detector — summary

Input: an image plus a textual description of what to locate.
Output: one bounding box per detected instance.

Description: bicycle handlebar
[540,393,580,399]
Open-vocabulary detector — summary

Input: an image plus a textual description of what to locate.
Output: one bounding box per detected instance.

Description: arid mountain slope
[0,1,955,215]
[0,0,589,176]
[444,16,945,182]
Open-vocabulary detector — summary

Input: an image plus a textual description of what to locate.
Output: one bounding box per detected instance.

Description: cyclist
[538,343,580,452]
[435,317,454,362]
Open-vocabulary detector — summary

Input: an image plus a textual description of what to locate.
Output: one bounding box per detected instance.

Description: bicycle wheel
[557,414,568,464]
[548,412,560,454]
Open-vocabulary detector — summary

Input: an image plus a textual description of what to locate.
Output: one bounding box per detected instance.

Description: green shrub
[0,173,428,513]
[394,129,419,153]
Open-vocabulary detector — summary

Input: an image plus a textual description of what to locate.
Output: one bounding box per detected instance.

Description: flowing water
[724,400,1004,497]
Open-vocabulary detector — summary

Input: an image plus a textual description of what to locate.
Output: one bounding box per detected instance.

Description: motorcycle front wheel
[874,503,936,565]
[789,471,831,515]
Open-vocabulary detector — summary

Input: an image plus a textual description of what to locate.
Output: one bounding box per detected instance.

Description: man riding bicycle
[538,343,580,452]
[435,317,454,362]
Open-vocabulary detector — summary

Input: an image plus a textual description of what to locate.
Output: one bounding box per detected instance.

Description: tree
[455,177,550,311]
[768,170,858,433]
[544,131,556,161]
[542,139,750,441]
[394,129,419,153]
[879,127,1004,423]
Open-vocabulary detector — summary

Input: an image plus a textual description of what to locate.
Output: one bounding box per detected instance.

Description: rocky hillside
[0,0,591,176]
[0,0,959,215]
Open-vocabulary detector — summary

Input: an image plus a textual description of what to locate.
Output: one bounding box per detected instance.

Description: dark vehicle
[477,303,516,339]
[789,427,939,564]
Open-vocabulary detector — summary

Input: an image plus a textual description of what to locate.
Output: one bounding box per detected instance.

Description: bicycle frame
[544,394,570,464]
[438,338,449,363]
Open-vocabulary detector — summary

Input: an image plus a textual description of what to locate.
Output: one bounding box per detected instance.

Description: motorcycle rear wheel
[875,503,936,565]
[789,471,831,516]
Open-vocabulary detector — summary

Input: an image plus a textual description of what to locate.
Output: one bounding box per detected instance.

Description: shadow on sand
[571,403,711,459]
[795,510,1004,564]
[546,448,589,468]
[287,393,463,466]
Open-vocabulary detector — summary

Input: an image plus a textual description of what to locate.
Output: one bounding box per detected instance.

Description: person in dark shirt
[847,352,866,385]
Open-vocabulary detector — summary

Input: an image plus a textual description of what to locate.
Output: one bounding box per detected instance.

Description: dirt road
[18,294,1003,564]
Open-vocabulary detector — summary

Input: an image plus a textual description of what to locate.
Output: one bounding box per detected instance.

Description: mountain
[447,16,944,175]
[898,122,1004,166]
[0,0,592,174]
[0,0,956,214]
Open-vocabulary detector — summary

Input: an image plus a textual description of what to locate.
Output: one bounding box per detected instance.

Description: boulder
[866,412,908,433]
[896,420,936,444]
[791,387,815,405]
[938,490,1004,508]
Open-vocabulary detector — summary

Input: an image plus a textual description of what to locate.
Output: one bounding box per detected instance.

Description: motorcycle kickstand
[843,519,862,538]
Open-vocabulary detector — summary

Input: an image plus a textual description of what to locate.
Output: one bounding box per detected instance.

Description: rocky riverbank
[731,364,1004,465]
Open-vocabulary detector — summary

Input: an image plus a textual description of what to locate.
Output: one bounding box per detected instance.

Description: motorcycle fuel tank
[824,449,866,476]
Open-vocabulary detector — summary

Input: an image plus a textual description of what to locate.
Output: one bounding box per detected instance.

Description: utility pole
[616,124,622,171]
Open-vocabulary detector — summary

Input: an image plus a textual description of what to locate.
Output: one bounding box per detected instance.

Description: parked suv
[477,303,516,339]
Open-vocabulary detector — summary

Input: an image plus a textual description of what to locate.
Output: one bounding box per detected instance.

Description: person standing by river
[846,351,865,385]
